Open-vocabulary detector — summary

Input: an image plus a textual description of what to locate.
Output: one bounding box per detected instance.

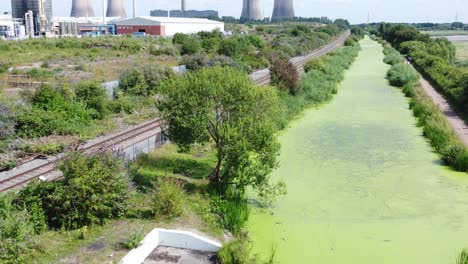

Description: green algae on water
[248,37,468,264]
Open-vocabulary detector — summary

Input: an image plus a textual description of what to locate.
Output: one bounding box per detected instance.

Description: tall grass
[457,249,468,264]
[382,41,468,173]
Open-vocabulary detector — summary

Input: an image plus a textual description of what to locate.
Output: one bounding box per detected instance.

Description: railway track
[0,31,350,193]
[251,30,351,85]
[0,118,164,192]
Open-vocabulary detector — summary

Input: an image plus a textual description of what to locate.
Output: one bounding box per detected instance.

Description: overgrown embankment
[272,34,362,129]
[375,24,468,118]
[379,39,468,172]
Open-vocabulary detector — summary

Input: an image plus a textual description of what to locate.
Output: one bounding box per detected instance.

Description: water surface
[248,37,468,264]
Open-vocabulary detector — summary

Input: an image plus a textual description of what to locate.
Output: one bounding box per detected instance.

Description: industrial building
[272,0,295,19]
[150,9,218,19]
[10,0,53,35]
[114,16,224,36]
[241,0,262,20]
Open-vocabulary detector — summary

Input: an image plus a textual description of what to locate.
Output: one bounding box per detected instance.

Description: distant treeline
[220,16,349,26]
[357,22,468,31]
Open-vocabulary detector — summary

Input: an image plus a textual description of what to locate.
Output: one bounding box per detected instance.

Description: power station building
[241,0,262,20]
[150,9,218,19]
[10,0,52,34]
[114,17,224,36]
[272,0,295,19]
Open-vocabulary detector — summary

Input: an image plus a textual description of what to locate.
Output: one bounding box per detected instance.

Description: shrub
[152,179,184,219]
[344,38,356,46]
[172,33,188,45]
[122,231,144,249]
[27,68,53,80]
[181,54,209,71]
[269,55,300,94]
[383,51,405,65]
[181,38,201,55]
[457,249,468,264]
[386,63,419,87]
[53,151,130,229]
[0,195,35,264]
[218,237,256,264]
[304,59,326,73]
[15,85,94,138]
[119,65,174,96]
[212,194,249,235]
[75,81,110,119]
[0,103,15,139]
[119,68,147,96]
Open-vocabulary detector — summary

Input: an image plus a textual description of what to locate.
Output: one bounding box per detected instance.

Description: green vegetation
[377,24,468,115]
[458,249,468,264]
[151,179,185,219]
[122,231,144,250]
[159,66,284,201]
[381,40,468,172]
[386,63,420,86]
[218,236,256,264]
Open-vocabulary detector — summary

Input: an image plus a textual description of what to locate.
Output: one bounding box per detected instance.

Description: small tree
[270,55,301,94]
[159,67,284,200]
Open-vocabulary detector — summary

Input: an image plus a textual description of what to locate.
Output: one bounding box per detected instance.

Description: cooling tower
[107,0,127,18]
[70,0,95,17]
[272,0,294,19]
[240,0,262,20]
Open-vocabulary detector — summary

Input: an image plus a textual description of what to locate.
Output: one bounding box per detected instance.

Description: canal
[248,37,468,263]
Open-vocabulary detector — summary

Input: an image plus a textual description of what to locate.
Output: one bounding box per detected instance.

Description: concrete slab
[144,246,218,264]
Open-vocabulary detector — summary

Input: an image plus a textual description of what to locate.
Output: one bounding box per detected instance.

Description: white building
[113,16,224,36]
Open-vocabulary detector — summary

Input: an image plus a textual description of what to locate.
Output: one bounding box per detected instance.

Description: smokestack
[71,0,95,17]
[240,0,262,20]
[106,0,127,18]
[182,0,187,12]
[272,0,294,19]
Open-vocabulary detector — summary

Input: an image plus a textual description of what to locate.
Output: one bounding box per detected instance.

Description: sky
[1,0,467,24]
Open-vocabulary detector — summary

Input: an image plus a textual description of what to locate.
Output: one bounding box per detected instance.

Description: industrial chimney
[240,0,262,20]
[106,0,127,18]
[272,0,294,19]
[71,0,95,17]
[181,0,187,12]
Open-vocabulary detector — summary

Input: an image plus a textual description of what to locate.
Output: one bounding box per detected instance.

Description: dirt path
[418,76,468,146]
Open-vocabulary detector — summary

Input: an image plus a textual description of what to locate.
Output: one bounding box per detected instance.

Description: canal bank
[248,37,468,263]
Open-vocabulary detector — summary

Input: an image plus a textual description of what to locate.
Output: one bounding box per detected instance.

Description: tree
[269,55,301,94]
[159,67,284,199]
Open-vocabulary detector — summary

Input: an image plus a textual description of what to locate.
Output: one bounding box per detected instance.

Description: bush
[386,63,419,87]
[212,194,249,235]
[304,59,326,73]
[218,237,256,264]
[181,54,209,71]
[15,85,94,138]
[119,65,174,96]
[53,151,131,229]
[181,38,202,55]
[75,81,110,119]
[152,179,184,219]
[172,33,188,45]
[122,231,144,249]
[0,195,35,264]
[344,38,356,46]
[0,103,15,139]
[383,51,405,65]
[269,56,300,94]
[457,249,468,264]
